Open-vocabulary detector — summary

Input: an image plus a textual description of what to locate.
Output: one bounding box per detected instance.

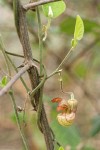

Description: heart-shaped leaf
[58,146,64,150]
[71,15,84,48]
[42,1,66,18]
[0,76,8,87]
[74,15,84,40]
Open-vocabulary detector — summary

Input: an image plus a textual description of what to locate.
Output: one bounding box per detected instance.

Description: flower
[57,112,75,127]
[51,97,78,127]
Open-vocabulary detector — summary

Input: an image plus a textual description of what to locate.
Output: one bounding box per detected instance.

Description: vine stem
[6,55,30,92]
[37,7,43,75]
[47,47,74,79]
[36,7,55,150]
[30,65,47,96]
[9,91,29,150]
[36,6,44,131]
[5,51,24,58]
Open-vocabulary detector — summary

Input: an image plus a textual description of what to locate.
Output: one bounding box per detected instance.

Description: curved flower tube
[57,112,75,127]
[51,97,78,127]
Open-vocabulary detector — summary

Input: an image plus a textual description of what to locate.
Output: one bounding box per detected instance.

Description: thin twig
[47,37,100,79]
[36,6,54,150]
[37,7,43,75]
[5,51,24,58]
[67,38,100,68]
[23,0,61,11]
[0,64,30,96]
[5,50,41,65]
[6,54,30,92]
[30,65,47,96]
[47,48,73,79]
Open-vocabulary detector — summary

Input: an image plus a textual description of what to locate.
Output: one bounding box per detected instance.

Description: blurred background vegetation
[0,0,100,150]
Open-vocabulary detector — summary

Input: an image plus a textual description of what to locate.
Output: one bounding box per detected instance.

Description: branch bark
[0,64,30,96]
[23,0,61,11]
[13,0,54,149]
[13,0,33,61]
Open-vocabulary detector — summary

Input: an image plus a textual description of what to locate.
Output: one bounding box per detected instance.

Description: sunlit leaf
[71,15,84,48]
[58,146,64,150]
[74,15,84,40]
[1,76,7,85]
[0,76,8,87]
[42,1,66,18]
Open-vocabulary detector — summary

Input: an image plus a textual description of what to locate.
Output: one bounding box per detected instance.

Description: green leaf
[42,1,66,18]
[1,76,8,85]
[0,76,8,87]
[58,146,64,150]
[74,15,84,40]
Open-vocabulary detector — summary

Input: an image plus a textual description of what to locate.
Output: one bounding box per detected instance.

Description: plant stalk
[9,91,29,150]
[47,48,73,79]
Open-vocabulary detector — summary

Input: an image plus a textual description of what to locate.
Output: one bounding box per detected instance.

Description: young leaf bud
[67,99,78,112]
[48,6,53,18]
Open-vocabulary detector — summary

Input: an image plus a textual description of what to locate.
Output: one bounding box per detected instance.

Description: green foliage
[1,76,7,85]
[0,76,8,87]
[42,1,66,18]
[71,15,84,48]
[51,121,80,149]
[74,15,84,40]
[58,146,64,150]
[90,115,100,136]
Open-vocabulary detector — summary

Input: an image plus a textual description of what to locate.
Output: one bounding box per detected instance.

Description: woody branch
[23,0,61,11]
